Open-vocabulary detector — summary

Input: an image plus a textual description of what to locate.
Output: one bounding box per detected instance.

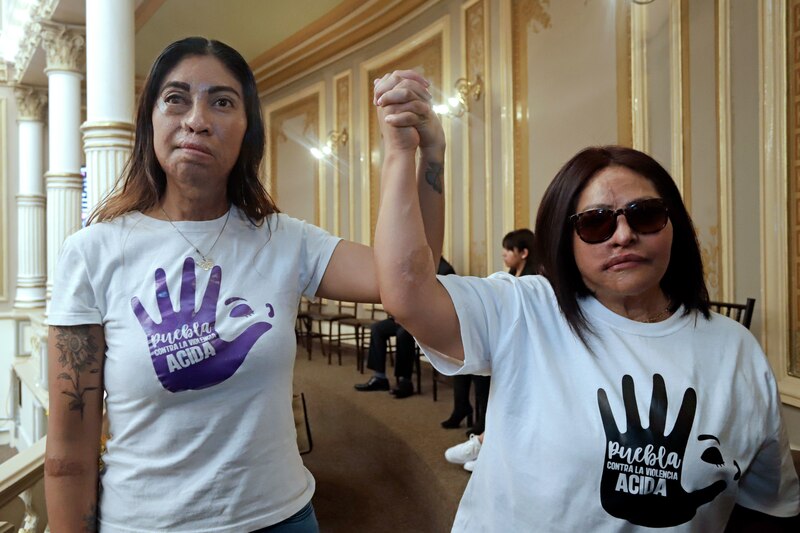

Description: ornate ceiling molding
[253,0,438,95]
[10,0,81,83]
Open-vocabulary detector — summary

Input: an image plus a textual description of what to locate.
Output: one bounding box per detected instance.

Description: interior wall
[257,0,800,446]
[526,0,620,226]
[0,85,19,314]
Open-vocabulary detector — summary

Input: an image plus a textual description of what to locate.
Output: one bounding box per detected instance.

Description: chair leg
[336,321,343,366]
[316,320,328,361]
[415,353,422,395]
[432,368,438,402]
[304,317,313,360]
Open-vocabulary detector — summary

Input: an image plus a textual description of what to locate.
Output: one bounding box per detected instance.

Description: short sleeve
[735,365,800,517]
[49,233,103,326]
[418,272,520,376]
[297,221,342,299]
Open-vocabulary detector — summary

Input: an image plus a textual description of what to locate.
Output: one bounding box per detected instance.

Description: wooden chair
[296,297,323,360]
[709,298,756,330]
[305,299,356,364]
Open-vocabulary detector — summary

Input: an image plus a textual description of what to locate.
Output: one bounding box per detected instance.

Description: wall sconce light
[310,128,348,159]
[433,76,483,117]
[632,0,655,4]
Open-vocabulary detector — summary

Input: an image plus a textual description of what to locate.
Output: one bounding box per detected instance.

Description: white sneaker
[445,434,481,465]
[463,460,476,472]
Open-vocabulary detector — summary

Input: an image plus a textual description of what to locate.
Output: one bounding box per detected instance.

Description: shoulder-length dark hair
[89,37,277,224]
[533,145,709,345]
[502,228,537,276]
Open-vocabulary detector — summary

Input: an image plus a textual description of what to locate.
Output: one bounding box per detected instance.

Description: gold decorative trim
[785,0,800,390]
[616,1,633,147]
[631,2,649,151]
[510,0,552,230]
[716,0,734,300]
[762,0,799,403]
[0,99,7,302]
[265,83,324,226]
[359,18,449,247]
[462,0,490,276]
[79,121,134,132]
[254,0,434,95]
[334,70,352,239]
[500,0,515,239]
[669,0,690,202]
[699,226,720,297]
[43,171,83,179]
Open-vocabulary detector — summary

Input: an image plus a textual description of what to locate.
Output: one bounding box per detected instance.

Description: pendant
[198,257,214,271]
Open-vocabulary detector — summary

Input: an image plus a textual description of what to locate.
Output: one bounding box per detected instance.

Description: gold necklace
[644,308,672,323]
[160,206,231,270]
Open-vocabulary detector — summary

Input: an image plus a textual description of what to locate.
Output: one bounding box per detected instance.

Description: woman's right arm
[45,324,105,532]
[373,72,464,360]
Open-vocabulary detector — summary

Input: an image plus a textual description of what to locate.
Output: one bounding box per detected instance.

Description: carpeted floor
[293,342,472,533]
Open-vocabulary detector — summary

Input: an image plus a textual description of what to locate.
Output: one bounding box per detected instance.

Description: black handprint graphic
[597,374,726,527]
[131,257,273,393]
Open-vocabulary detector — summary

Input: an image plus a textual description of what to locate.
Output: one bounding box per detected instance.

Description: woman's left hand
[374,70,444,158]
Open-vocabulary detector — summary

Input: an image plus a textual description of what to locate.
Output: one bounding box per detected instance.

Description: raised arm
[372,70,464,360]
[45,324,105,532]
[316,71,446,305]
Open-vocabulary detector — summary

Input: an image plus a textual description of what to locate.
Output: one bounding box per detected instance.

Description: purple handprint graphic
[597,374,726,527]
[131,257,273,393]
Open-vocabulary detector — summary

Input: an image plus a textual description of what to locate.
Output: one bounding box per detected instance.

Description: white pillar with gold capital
[41,25,85,304]
[82,0,135,213]
[13,87,48,309]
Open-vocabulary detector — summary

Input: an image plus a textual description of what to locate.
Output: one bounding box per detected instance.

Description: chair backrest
[709,298,756,330]
[299,297,321,313]
[369,303,390,321]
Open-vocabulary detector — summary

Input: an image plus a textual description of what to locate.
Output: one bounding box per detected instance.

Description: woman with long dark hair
[44,39,442,532]
[373,136,800,530]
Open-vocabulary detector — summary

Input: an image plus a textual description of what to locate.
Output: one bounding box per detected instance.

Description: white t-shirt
[49,208,341,532]
[422,273,800,532]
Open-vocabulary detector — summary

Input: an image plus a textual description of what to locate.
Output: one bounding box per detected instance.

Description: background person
[44,39,442,533]
[371,126,800,530]
[355,257,455,398]
[443,229,537,473]
[442,229,536,435]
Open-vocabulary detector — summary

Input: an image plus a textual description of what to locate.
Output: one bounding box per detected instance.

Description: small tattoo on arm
[82,504,98,532]
[54,326,100,420]
[424,162,444,194]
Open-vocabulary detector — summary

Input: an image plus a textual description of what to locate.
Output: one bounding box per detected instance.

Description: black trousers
[366,317,415,380]
[452,374,490,431]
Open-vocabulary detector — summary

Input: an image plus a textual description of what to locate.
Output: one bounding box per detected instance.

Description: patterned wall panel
[465,0,489,276]
[365,34,443,243]
[334,72,351,239]
[268,93,321,226]
[788,0,800,377]
[510,0,551,230]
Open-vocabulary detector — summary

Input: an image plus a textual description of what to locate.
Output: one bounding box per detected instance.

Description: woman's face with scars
[152,54,247,188]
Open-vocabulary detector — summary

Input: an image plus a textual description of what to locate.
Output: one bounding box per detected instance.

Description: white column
[13,87,47,310]
[82,0,135,213]
[41,25,85,304]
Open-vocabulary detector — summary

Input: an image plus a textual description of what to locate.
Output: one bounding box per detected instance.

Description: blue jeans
[250,502,319,533]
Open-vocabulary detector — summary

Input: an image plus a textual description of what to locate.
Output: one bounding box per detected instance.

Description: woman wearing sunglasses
[371,130,799,529]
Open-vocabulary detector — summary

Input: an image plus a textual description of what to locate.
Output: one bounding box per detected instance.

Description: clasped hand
[374,70,445,158]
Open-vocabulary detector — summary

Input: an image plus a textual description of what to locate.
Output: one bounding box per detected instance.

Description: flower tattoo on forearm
[54,326,101,420]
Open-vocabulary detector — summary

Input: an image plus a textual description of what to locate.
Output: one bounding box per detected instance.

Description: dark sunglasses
[569,198,669,244]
